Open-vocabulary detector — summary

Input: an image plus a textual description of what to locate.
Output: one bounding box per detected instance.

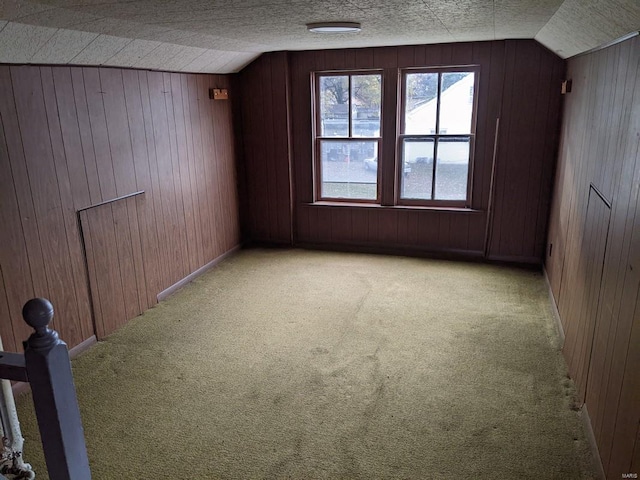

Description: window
[314,72,382,202]
[399,68,477,205]
[312,66,478,207]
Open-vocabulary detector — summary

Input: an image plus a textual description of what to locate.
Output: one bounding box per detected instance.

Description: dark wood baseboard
[543,266,565,345]
[297,241,484,262]
[12,335,97,396]
[157,245,241,302]
[292,241,544,270]
[582,404,606,480]
[542,269,604,479]
[486,253,542,265]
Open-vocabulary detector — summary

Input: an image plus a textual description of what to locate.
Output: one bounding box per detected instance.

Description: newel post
[22,299,91,480]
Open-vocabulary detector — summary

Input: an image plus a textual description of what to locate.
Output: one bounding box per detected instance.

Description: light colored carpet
[16,248,598,479]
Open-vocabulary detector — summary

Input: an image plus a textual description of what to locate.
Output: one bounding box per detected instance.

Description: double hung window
[313,66,478,207]
[399,68,477,205]
[315,72,382,202]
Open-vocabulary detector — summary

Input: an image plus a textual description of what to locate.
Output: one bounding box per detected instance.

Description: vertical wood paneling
[81,205,127,338]
[236,40,558,260]
[148,71,188,284]
[239,52,292,244]
[138,71,172,287]
[11,65,82,345]
[631,422,640,473]
[0,65,241,348]
[41,66,93,341]
[0,67,50,345]
[122,70,162,308]
[70,68,102,205]
[0,265,17,353]
[205,75,228,255]
[488,41,565,262]
[100,68,147,315]
[0,86,36,347]
[179,75,204,267]
[545,35,640,478]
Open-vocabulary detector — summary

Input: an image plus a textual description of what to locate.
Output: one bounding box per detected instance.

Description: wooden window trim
[313,70,384,203]
[311,66,480,208]
[396,65,480,208]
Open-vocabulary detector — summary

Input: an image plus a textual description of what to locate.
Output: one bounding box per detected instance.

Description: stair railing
[0,298,91,480]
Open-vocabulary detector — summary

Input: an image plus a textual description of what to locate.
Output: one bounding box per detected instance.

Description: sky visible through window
[318,72,474,202]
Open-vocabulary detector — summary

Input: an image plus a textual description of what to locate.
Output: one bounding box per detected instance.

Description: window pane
[401,138,434,200]
[404,73,438,134]
[351,74,381,138]
[320,76,349,137]
[434,137,470,200]
[320,140,378,200]
[438,72,474,135]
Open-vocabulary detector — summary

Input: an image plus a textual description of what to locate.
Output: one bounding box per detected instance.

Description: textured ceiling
[0,0,638,73]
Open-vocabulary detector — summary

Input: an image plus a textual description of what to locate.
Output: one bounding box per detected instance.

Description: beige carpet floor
[16,248,598,479]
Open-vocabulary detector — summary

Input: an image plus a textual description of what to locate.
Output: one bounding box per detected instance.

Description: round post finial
[22,298,54,333]
[22,298,59,351]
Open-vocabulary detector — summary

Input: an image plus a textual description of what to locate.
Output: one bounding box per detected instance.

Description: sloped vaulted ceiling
[0,0,638,74]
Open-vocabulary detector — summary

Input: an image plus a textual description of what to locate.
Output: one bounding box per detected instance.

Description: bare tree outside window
[312,67,478,206]
[316,72,382,201]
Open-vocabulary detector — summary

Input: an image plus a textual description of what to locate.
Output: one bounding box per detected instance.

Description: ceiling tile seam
[124,25,269,52]
[216,51,256,73]
[197,54,226,73]
[139,43,190,70]
[55,15,109,32]
[68,19,262,55]
[110,39,164,66]
[493,0,496,40]
[69,0,144,7]
[177,48,210,71]
[212,52,243,72]
[27,25,61,62]
[198,52,237,73]
[418,0,454,38]
[70,34,134,65]
[162,45,200,69]
[80,0,301,18]
[0,22,8,35]
[533,0,569,38]
[10,5,58,22]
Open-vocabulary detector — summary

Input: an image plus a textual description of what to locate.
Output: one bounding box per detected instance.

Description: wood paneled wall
[239,52,293,245]
[545,35,640,478]
[0,65,240,351]
[238,40,564,263]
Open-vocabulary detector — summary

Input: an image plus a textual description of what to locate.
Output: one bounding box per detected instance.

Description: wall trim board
[582,404,607,480]
[486,254,542,265]
[157,245,241,302]
[297,241,486,262]
[307,202,485,214]
[76,190,145,212]
[284,51,296,246]
[569,31,639,60]
[543,266,565,345]
[11,335,97,397]
[68,334,98,358]
[0,62,214,77]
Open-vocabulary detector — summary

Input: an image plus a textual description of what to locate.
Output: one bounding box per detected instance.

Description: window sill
[307,201,484,214]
